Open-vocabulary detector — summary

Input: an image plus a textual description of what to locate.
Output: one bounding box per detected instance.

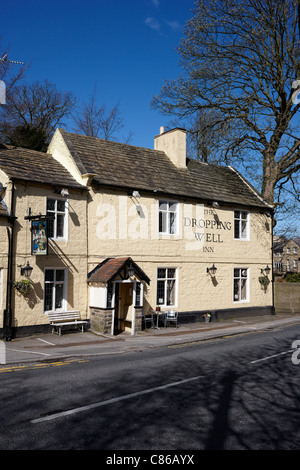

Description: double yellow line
[0,359,89,374]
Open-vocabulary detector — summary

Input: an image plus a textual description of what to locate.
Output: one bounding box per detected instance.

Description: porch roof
[87,257,150,285]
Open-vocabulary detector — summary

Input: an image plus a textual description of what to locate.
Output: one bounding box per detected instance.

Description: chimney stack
[154,127,187,168]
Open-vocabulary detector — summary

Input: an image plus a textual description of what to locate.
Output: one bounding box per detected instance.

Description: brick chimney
[154,127,187,168]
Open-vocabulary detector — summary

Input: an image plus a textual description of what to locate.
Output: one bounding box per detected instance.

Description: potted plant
[13,279,31,296]
[203,313,211,323]
[258,275,270,292]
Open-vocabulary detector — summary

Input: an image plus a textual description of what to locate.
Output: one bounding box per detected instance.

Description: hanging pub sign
[31,219,48,255]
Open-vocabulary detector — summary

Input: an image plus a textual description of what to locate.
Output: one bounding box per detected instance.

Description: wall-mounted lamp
[128,190,141,198]
[54,188,69,197]
[207,264,217,276]
[126,261,135,278]
[261,265,271,275]
[21,261,33,278]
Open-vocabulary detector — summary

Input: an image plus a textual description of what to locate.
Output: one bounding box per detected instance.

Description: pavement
[1,312,300,366]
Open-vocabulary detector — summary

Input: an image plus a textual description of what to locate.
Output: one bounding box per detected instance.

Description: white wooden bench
[48,311,88,336]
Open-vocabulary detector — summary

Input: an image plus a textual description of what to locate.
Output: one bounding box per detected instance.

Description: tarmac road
[2,312,300,366]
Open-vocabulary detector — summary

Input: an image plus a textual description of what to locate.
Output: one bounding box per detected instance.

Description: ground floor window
[157,268,177,307]
[233,268,248,302]
[44,268,67,312]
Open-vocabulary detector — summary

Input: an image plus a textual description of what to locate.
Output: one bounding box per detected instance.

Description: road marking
[31,374,204,424]
[37,338,56,346]
[7,348,51,356]
[249,349,294,364]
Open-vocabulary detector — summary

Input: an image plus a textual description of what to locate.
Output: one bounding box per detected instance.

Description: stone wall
[274,283,300,314]
[90,307,113,335]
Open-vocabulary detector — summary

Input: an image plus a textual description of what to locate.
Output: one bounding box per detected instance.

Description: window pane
[167,279,175,305]
[167,268,176,278]
[234,219,240,238]
[57,200,65,212]
[241,279,247,300]
[169,202,177,212]
[169,212,177,234]
[44,282,53,311]
[47,199,55,211]
[47,217,54,238]
[159,201,168,211]
[241,220,247,238]
[56,214,64,237]
[234,279,240,301]
[234,268,240,278]
[55,270,65,282]
[241,211,248,220]
[55,284,64,309]
[45,270,54,282]
[157,268,166,278]
[159,211,167,233]
[157,280,165,305]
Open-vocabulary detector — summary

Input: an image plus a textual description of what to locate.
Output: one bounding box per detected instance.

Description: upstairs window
[159,200,178,235]
[234,210,249,240]
[47,198,67,240]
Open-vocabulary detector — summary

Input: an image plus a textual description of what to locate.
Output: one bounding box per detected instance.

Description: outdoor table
[151,310,166,329]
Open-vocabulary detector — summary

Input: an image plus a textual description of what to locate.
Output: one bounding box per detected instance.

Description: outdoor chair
[142,311,154,329]
[164,310,178,328]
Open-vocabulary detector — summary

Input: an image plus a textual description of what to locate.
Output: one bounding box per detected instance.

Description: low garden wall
[274,283,300,314]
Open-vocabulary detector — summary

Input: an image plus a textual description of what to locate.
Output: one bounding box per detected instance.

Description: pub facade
[0,127,274,338]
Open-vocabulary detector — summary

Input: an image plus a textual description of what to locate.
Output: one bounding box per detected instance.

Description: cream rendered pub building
[0,128,274,339]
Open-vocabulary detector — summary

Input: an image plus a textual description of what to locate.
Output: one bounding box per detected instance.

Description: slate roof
[0,146,83,189]
[59,129,271,209]
[88,257,150,284]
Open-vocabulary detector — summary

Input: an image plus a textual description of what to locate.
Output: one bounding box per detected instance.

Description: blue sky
[1,0,195,149]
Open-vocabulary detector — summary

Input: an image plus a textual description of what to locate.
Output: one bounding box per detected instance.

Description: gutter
[3,180,16,341]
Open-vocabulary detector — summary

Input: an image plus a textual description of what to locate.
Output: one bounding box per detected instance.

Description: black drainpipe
[3,180,16,341]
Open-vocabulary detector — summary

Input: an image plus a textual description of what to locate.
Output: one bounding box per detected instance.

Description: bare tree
[152,0,300,207]
[0,79,76,149]
[73,87,124,141]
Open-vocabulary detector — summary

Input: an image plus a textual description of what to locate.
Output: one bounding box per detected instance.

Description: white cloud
[165,20,181,32]
[145,17,161,31]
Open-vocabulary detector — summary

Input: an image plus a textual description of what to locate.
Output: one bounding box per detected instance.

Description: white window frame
[233,268,249,303]
[234,210,249,240]
[156,268,177,307]
[46,197,68,241]
[158,200,179,235]
[44,268,68,313]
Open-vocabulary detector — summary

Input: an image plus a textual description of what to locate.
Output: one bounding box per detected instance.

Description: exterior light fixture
[60,188,69,197]
[21,261,33,278]
[128,190,141,198]
[261,265,271,275]
[127,262,135,278]
[207,264,217,276]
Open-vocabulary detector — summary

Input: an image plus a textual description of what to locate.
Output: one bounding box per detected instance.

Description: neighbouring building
[0,128,274,339]
[273,236,300,278]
